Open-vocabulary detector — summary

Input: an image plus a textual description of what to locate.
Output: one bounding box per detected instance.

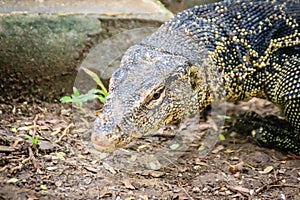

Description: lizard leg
[234,111,300,155]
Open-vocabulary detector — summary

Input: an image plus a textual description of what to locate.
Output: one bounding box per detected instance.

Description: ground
[0,98,299,200]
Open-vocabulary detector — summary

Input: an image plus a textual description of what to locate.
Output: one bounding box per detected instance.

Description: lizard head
[92,45,209,152]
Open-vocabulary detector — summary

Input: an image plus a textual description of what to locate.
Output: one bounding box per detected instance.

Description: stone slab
[0,0,172,21]
[0,0,173,103]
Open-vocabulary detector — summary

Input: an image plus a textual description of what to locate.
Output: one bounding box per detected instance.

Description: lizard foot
[233,112,300,156]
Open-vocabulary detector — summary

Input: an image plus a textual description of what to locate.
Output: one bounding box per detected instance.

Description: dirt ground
[0,98,299,200]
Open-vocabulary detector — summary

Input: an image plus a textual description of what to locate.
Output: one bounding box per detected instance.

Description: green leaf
[32,137,38,145]
[75,93,97,102]
[97,96,106,104]
[81,68,108,95]
[72,87,80,97]
[18,134,38,145]
[19,133,34,140]
[198,144,205,151]
[75,101,82,107]
[88,88,106,96]
[60,70,108,107]
[219,134,226,141]
[59,96,73,103]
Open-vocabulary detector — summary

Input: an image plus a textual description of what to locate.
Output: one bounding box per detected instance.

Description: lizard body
[92,0,300,155]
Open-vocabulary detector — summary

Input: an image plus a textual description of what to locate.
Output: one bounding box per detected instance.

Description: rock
[0,0,172,103]
[38,140,55,151]
[160,0,222,13]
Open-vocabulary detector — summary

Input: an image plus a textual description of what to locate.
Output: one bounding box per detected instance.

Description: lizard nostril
[116,125,122,132]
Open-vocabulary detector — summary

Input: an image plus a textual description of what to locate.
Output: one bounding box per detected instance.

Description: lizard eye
[152,92,160,100]
[142,86,165,109]
[151,86,165,101]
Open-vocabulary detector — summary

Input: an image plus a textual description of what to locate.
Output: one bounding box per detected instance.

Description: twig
[226,185,251,197]
[80,117,90,128]
[0,165,9,173]
[32,114,40,138]
[268,184,300,189]
[55,123,75,144]
[179,184,194,200]
[9,163,23,173]
[21,157,31,164]
[28,147,39,170]
[255,178,282,194]
[0,145,15,153]
[51,127,63,136]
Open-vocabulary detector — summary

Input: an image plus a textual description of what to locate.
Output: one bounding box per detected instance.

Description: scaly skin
[92,0,300,155]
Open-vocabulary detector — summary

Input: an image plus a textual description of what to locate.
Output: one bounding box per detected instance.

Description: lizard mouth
[91,134,115,152]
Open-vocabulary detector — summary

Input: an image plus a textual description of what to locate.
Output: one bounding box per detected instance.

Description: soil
[0,98,299,200]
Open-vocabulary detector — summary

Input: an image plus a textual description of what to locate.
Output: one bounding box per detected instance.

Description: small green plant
[60,68,108,107]
[19,134,39,146]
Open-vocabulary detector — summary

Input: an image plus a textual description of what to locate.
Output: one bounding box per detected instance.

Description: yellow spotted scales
[92,0,300,155]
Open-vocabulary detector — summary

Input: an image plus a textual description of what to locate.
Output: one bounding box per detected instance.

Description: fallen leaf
[18,125,35,131]
[55,180,63,187]
[260,166,273,174]
[198,143,205,151]
[235,162,245,171]
[55,152,66,161]
[123,178,135,190]
[195,161,208,167]
[78,154,86,159]
[212,145,224,154]
[169,143,180,150]
[199,124,212,130]
[192,187,201,193]
[150,171,165,178]
[125,197,135,200]
[219,134,226,141]
[10,127,17,133]
[46,166,58,171]
[40,185,47,190]
[139,195,148,200]
[224,149,235,154]
[103,162,116,174]
[227,185,251,194]
[84,166,98,173]
[229,165,236,174]
[7,178,19,183]
[137,144,148,150]
[85,177,92,185]
[27,193,37,200]
[178,195,189,200]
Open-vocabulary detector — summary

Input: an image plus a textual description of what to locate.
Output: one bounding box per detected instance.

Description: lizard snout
[91,133,116,152]
[92,113,120,152]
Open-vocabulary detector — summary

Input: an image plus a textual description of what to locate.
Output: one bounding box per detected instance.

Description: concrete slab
[0,0,172,21]
[0,0,173,103]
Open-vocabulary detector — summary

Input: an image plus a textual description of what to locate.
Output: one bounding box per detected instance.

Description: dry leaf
[7,178,19,183]
[103,162,117,174]
[260,166,273,174]
[123,178,135,190]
